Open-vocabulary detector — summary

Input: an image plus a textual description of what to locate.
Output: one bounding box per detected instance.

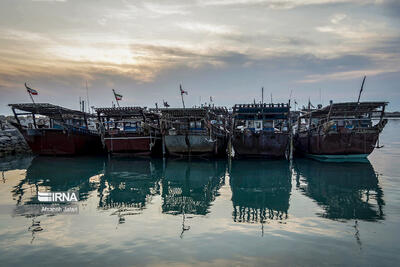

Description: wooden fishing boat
[231,103,291,158]
[9,103,103,156]
[160,107,229,157]
[294,101,388,162]
[95,107,162,155]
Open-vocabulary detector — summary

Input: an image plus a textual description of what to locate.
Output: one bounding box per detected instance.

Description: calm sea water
[1,120,400,266]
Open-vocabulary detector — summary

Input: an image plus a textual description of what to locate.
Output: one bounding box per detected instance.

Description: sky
[0,0,399,114]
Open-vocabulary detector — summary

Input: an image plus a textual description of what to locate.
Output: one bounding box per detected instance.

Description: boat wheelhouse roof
[207,106,229,116]
[301,101,388,118]
[233,103,290,120]
[160,108,208,119]
[95,106,144,117]
[95,106,159,120]
[9,103,93,118]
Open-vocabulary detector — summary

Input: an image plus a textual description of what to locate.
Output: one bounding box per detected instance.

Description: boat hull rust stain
[233,131,289,158]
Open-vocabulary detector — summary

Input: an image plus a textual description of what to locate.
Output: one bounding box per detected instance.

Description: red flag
[25,83,38,95]
[180,84,188,95]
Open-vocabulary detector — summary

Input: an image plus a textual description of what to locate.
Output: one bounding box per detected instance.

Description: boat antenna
[357,76,366,104]
[86,80,90,114]
[319,88,322,106]
[270,93,273,104]
[262,87,264,104]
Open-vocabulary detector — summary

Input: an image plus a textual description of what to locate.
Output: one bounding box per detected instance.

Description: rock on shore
[0,116,31,157]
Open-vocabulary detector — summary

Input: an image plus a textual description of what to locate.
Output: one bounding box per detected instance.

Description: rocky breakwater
[0,115,31,157]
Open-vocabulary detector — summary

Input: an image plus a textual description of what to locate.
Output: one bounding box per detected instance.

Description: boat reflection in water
[12,156,104,243]
[294,159,384,221]
[98,158,163,223]
[162,159,226,215]
[230,160,292,224]
[14,156,104,205]
[162,159,226,237]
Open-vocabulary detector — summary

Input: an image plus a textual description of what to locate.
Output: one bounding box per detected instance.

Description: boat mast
[357,76,366,104]
[180,84,187,108]
[25,83,36,104]
[112,89,120,107]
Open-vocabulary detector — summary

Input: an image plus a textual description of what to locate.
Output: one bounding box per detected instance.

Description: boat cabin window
[247,120,254,129]
[124,122,138,132]
[189,121,203,129]
[181,123,188,130]
[263,121,274,131]
[360,119,372,128]
[254,120,262,131]
[345,120,354,129]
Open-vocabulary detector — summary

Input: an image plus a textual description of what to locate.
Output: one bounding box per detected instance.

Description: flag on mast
[180,84,188,95]
[179,84,188,108]
[113,90,123,101]
[25,83,38,95]
[163,100,170,108]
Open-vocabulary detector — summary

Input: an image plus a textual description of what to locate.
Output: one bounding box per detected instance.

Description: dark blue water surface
[1,120,400,266]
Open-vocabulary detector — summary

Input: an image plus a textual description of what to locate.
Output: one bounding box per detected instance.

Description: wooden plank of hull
[165,135,215,155]
[295,131,379,158]
[104,136,158,154]
[22,128,103,156]
[233,131,289,158]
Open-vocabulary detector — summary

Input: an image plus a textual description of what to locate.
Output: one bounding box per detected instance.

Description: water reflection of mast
[11,156,103,242]
[295,159,384,249]
[162,159,226,237]
[28,218,42,244]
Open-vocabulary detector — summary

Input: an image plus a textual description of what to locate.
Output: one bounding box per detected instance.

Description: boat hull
[164,135,222,156]
[21,128,103,156]
[104,135,161,155]
[232,131,289,158]
[304,153,370,163]
[295,131,380,161]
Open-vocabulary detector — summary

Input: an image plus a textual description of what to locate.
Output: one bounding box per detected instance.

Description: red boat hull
[104,135,161,155]
[21,128,103,156]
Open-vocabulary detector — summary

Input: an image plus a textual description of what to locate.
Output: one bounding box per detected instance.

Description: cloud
[177,22,236,35]
[31,0,66,2]
[143,3,190,15]
[298,69,399,83]
[0,0,399,112]
[197,0,376,9]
